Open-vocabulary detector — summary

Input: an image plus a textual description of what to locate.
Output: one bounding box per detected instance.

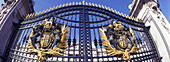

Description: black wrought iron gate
[6,2,161,62]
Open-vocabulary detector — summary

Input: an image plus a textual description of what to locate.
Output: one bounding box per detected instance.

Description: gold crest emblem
[27,19,68,61]
[100,21,139,61]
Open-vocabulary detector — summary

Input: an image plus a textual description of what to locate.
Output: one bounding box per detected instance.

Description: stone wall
[0,0,34,62]
[129,0,170,62]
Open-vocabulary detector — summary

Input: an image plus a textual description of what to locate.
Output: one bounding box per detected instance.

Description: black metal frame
[5,4,161,62]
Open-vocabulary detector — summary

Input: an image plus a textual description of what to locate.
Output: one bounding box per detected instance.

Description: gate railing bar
[97,17,104,61]
[13,24,28,62]
[25,22,38,62]
[10,53,37,60]
[93,15,100,62]
[86,8,144,28]
[61,10,66,62]
[82,5,88,62]
[142,32,153,62]
[56,16,62,62]
[23,15,111,25]
[9,56,25,62]
[68,13,73,62]
[10,48,154,58]
[134,27,142,61]
[73,11,77,62]
[138,30,150,61]
[78,9,82,62]
[91,12,99,62]
[86,10,93,62]
[103,14,110,61]
[19,22,144,33]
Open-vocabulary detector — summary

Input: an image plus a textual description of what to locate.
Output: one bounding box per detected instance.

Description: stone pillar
[129,0,170,62]
[0,0,34,62]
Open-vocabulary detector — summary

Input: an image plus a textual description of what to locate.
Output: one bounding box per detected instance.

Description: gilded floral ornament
[27,19,68,61]
[100,21,139,61]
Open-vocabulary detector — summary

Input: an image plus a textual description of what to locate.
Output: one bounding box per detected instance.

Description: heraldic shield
[27,19,68,61]
[100,21,139,61]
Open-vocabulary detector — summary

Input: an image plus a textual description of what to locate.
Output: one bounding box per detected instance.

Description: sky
[0,0,169,22]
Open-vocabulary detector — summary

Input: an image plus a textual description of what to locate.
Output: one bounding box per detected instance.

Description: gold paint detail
[24,1,142,22]
[100,21,139,61]
[79,2,81,5]
[83,1,85,5]
[89,3,91,6]
[27,19,68,61]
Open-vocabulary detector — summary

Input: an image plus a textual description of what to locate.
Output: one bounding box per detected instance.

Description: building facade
[0,0,169,62]
[0,0,34,62]
[129,0,170,62]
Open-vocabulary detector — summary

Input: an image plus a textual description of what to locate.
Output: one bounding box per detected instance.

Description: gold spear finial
[128,16,131,19]
[124,14,127,17]
[59,4,62,8]
[45,9,48,13]
[56,5,58,9]
[102,5,104,9]
[111,8,114,12]
[108,7,111,11]
[76,2,78,5]
[89,3,91,6]
[115,10,118,14]
[48,7,51,11]
[98,4,101,8]
[69,2,72,6]
[34,12,38,16]
[52,6,55,10]
[41,10,45,14]
[66,3,68,6]
[121,13,124,17]
[83,1,85,5]
[86,2,88,5]
[95,3,98,7]
[72,2,75,5]
[118,11,121,15]
[92,3,94,6]
[28,14,32,18]
[79,2,82,5]
[30,13,34,17]
[132,17,134,20]
[105,6,108,10]
[26,14,30,18]
[38,11,41,15]
[63,4,65,7]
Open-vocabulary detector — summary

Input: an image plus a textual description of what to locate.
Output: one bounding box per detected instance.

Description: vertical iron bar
[83,5,88,62]
[98,17,104,62]
[73,11,77,62]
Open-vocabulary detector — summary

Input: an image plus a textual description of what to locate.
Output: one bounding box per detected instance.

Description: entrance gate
[6,1,161,62]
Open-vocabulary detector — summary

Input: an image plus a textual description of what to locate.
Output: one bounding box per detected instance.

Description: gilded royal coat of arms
[27,19,68,61]
[100,21,139,61]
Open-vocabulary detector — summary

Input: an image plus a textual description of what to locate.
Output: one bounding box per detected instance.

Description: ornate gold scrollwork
[100,21,139,61]
[27,19,68,61]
